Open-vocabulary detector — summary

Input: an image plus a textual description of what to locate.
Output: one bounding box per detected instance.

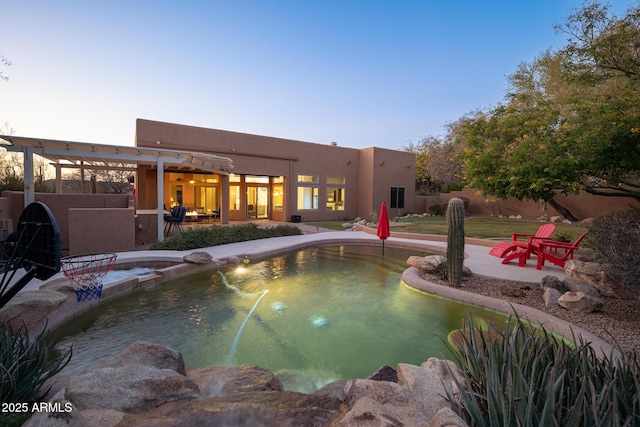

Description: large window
[272,176,284,212]
[297,175,319,210]
[326,176,346,211]
[390,186,405,209]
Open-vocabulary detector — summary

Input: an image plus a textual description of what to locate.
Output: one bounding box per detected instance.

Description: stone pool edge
[401,266,616,358]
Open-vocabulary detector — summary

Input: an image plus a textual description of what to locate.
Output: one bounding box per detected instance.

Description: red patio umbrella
[377,202,390,255]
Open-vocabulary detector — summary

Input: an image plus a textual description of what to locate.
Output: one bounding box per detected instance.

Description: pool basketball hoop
[61,253,117,302]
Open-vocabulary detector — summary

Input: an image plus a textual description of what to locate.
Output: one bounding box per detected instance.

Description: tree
[457,1,640,220]
[403,135,463,195]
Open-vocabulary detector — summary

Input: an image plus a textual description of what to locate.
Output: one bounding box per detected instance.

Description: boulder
[366,365,397,382]
[540,275,566,293]
[119,391,342,427]
[343,379,407,408]
[65,364,200,412]
[183,251,212,264]
[407,255,446,272]
[558,291,603,313]
[565,260,635,298]
[93,341,186,375]
[0,289,68,331]
[428,407,469,427]
[422,357,465,395]
[543,287,563,309]
[562,277,600,298]
[396,363,451,420]
[187,365,283,398]
[335,396,404,426]
[579,217,595,225]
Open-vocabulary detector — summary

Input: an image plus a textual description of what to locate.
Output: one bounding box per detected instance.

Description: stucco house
[135,118,417,225]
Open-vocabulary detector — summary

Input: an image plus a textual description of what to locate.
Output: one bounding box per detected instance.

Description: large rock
[562,277,601,298]
[183,251,213,264]
[407,255,447,272]
[25,339,467,426]
[118,391,342,427]
[558,291,603,313]
[543,287,563,309]
[396,363,452,420]
[565,260,635,299]
[187,365,283,397]
[93,341,186,375]
[65,364,200,412]
[0,289,68,331]
[540,275,566,293]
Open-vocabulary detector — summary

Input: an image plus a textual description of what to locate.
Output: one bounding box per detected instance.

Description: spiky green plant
[444,315,640,426]
[446,198,465,286]
[1,322,72,426]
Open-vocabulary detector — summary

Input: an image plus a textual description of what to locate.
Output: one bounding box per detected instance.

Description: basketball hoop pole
[0,267,38,308]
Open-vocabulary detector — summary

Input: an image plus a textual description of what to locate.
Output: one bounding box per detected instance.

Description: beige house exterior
[135,119,417,224]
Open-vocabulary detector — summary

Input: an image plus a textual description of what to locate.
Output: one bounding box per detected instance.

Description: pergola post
[23,145,35,206]
[157,158,165,241]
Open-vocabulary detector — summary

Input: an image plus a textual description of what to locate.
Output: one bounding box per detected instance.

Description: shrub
[1,322,72,426]
[587,207,640,290]
[444,315,640,426]
[150,223,303,251]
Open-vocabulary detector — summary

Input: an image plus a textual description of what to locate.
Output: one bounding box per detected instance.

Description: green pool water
[53,244,509,392]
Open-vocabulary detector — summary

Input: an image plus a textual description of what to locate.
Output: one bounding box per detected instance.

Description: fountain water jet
[226,289,269,364]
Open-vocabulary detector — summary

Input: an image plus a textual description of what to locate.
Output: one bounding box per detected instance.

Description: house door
[246,186,269,219]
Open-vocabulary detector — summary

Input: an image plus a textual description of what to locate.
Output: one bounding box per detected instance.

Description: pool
[53,245,509,392]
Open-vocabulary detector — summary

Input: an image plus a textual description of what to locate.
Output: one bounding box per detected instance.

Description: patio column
[22,145,35,206]
[220,174,229,224]
[157,158,165,241]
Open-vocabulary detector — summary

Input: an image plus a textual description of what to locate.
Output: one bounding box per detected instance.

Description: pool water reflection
[54,245,508,392]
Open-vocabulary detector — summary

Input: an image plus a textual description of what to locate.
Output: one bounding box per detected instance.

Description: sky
[0,1,633,151]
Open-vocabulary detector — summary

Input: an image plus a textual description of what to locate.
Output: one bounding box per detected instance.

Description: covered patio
[0,136,234,246]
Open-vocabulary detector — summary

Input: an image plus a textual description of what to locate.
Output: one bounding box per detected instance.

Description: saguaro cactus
[446,198,465,287]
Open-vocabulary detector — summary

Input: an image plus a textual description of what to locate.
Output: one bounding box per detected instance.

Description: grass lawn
[306,217,589,243]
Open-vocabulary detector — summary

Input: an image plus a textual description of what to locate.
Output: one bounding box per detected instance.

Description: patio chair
[489,223,556,267]
[536,231,588,269]
[164,206,187,236]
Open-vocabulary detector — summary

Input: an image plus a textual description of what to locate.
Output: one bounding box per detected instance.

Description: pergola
[0,135,234,241]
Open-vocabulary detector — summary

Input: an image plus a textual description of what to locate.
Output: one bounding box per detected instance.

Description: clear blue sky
[0,1,632,150]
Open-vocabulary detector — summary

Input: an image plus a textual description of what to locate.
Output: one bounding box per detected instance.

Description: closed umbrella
[377,202,390,255]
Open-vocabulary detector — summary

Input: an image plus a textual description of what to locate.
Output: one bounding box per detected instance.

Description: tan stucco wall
[1,192,133,253]
[426,188,640,220]
[68,208,135,255]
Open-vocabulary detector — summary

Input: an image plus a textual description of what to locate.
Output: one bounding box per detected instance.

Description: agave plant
[1,322,72,411]
[444,315,640,426]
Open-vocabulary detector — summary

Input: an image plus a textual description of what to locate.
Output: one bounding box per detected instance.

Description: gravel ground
[420,271,640,357]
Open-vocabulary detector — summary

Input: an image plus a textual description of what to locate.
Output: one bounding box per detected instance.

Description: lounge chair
[489,223,556,267]
[536,231,588,269]
[164,206,187,236]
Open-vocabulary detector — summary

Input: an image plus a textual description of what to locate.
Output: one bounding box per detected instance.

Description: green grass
[307,217,588,242]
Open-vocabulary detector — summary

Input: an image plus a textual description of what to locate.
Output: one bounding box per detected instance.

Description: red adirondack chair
[489,223,556,267]
[536,231,588,269]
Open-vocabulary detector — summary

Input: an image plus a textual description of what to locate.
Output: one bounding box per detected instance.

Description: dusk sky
[0,1,632,150]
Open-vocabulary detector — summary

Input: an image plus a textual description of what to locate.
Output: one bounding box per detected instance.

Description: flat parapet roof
[0,135,234,174]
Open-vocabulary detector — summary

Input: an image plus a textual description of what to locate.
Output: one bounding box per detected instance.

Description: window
[272,184,284,211]
[326,176,346,211]
[298,175,319,183]
[326,188,345,210]
[297,175,319,210]
[390,187,405,209]
[297,187,318,210]
[229,185,240,210]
